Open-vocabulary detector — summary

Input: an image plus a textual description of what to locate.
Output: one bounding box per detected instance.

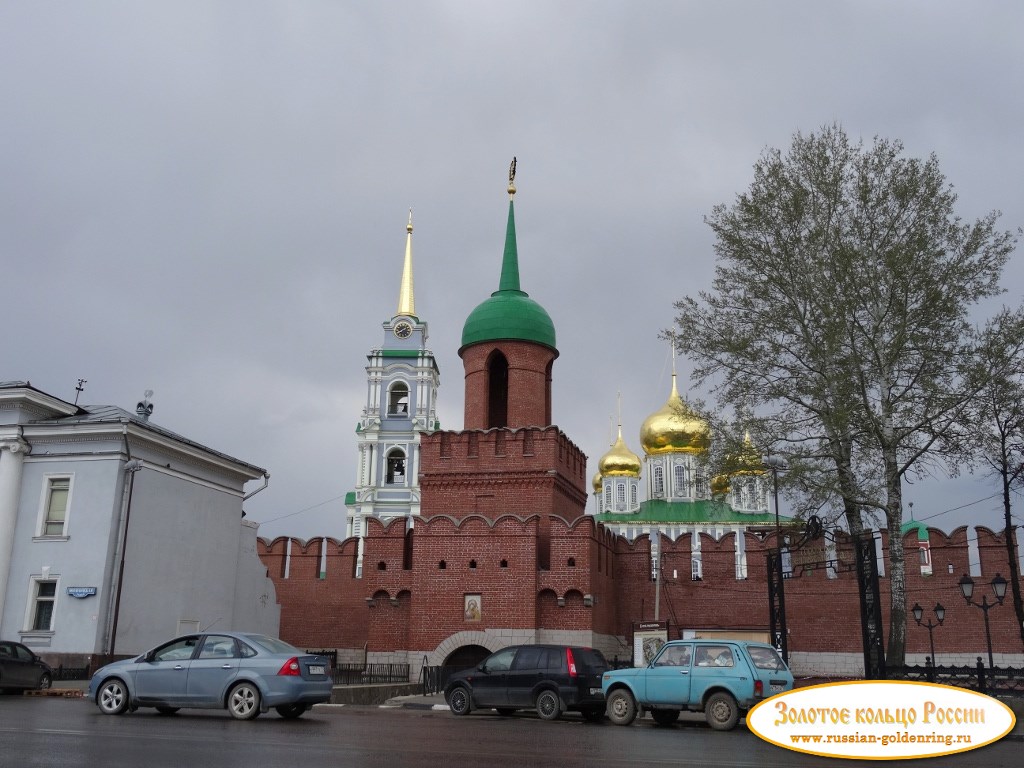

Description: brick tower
[418,165,587,526]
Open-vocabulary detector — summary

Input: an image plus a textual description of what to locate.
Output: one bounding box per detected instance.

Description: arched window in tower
[385,449,406,484]
[616,482,626,511]
[673,463,686,496]
[630,484,638,506]
[653,465,664,497]
[604,484,612,508]
[388,382,410,415]
[486,351,509,428]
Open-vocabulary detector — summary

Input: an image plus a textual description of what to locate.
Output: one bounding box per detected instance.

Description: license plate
[590,688,603,696]
[770,683,784,692]
[309,665,326,676]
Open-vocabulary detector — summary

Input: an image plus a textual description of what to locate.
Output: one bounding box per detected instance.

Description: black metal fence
[305,649,410,686]
[333,663,410,685]
[420,665,475,695]
[53,664,91,681]
[890,657,1024,697]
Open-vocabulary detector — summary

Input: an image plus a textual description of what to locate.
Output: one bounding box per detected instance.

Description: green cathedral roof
[594,498,794,526]
[461,199,556,351]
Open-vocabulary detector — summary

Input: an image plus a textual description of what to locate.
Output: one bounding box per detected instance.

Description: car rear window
[244,634,300,655]
[747,645,787,671]
[571,648,608,673]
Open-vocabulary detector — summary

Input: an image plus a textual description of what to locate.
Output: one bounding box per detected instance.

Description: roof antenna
[74,378,87,405]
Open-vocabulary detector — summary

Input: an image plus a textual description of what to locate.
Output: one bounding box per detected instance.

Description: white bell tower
[345,211,439,576]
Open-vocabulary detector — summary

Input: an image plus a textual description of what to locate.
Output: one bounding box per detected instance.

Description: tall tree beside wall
[671,124,1018,667]
[972,306,1024,649]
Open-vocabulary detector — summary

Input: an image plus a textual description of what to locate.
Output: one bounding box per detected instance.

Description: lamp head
[991,573,1008,603]
[911,603,924,624]
[934,603,945,625]
[959,574,975,602]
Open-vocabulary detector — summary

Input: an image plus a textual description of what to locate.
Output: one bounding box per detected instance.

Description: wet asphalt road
[1,695,1021,768]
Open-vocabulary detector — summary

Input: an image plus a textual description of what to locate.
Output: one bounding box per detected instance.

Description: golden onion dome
[592,471,603,494]
[730,432,766,476]
[598,428,642,478]
[639,375,711,456]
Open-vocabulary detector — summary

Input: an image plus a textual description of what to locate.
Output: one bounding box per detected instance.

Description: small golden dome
[730,432,766,476]
[592,471,603,494]
[711,473,731,496]
[598,428,642,477]
[639,375,711,456]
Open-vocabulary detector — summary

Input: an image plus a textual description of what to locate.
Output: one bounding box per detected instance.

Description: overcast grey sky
[4,2,1022,541]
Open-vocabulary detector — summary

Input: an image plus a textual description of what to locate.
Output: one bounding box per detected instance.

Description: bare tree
[672,124,1017,666]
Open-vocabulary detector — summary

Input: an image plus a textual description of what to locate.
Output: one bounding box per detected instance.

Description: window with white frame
[630,484,638,506]
[29,579,57,631]
[673,464,686,495]
[653,465,664,496]
[616,482,626,509]
[39,476,71,537]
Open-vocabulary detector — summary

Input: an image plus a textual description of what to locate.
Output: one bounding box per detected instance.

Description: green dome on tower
[460,188,557,351]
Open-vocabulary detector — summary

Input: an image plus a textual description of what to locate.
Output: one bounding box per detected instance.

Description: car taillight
[277,657,301,676]
[754,680,764,697]
[566,648,578,678]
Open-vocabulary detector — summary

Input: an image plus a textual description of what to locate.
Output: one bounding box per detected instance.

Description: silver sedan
[87,632,333,720]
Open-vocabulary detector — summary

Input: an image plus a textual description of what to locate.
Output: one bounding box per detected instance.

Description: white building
[0,381,280,666]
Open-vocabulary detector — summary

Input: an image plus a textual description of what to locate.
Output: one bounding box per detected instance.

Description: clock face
[394,321,413,339]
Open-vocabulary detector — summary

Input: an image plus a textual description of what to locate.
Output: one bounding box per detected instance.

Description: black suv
[444,644,609,722]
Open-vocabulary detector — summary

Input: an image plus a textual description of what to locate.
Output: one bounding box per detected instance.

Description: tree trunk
[884,447,906,668]
[1001,461,1024,650]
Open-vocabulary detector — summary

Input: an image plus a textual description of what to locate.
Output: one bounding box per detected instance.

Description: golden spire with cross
[396,208,415,317]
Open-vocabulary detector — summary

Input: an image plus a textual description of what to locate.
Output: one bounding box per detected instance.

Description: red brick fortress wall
[419,426,588,522]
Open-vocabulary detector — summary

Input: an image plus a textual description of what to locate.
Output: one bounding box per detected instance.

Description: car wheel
[97,679,129,715]
[651,708,679,726]
[495,708,516,716]
[227,682,261,720]
[447,686,472,716]
[606,689,637,726]
[37,673,52,691]
[535,689,562,721]
[155,706,180,715]
[275,704,308,719]
[582,707,605,723]
[705,692,739,731]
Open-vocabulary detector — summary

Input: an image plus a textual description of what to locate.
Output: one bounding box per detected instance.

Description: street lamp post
[959,573,1008,669]
[911,602,945,664]
[763,454,788,665]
